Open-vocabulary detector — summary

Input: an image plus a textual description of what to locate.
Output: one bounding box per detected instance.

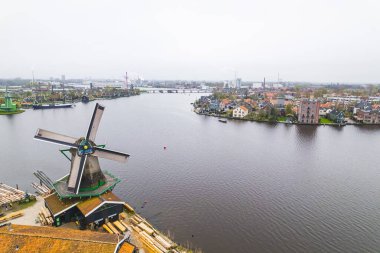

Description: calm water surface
[1,94,380,253]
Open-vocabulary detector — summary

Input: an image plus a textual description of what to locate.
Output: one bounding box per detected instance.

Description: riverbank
[194,111,372,127]
[0,110,25,115]
[123,207,201,253]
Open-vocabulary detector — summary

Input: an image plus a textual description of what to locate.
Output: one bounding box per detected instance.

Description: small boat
[32,103,73,110]
[33,84,74,109]
[218,119,227,123]
[82,95,90,103]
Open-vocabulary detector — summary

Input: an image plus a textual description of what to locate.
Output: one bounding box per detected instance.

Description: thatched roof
[0,224,135,253]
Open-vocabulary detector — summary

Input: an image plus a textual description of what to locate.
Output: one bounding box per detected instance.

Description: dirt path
[11,196,44,226]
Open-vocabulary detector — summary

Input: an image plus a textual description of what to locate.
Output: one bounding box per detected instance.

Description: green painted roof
[53,170,121,199]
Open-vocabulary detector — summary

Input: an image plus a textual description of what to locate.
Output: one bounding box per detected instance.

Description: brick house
[297,99,320,124]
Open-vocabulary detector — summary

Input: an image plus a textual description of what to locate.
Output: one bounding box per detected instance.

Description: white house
[233,106,249,118]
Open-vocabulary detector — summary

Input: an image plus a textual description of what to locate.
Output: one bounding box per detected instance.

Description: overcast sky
[1,0,379,82]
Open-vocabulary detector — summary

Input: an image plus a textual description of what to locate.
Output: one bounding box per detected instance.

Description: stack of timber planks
[32,170,54,196]
[129,214,177,253]
[38,206,53,226]
[102,220,129,235]
[0,211,23,223]
[31,182,51,196]
[0,183,25,205]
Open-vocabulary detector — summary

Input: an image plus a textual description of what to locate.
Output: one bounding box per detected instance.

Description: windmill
[34,103,129,195]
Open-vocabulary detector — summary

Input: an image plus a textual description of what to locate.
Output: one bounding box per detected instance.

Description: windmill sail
[86,103,105,142]
[67,154,87,194]
[93,147,129,163]
[35,129,78,147]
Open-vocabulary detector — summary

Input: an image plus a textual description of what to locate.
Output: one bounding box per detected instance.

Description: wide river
[1,93,380,253]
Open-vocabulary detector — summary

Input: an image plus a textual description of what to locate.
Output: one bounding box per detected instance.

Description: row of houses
[353,101,380,124]
[197,94,380,124]
[295,98,380,124]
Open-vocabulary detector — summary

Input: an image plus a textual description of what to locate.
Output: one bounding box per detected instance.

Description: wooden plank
[102,224,114,234]
[138,222,154,235]
[133,215,142,223]
[41,207,51,219]
[120,220,129,229]
[113,220,126,232]
[0,211,23,222]
[106,222,119,234]
[130,217,139,225]
[123,202,134,212]
[119,212,127,220]
[38,214,45,225]
[140,231,168,253]
[154,234,173,250]
[131,225,141,233]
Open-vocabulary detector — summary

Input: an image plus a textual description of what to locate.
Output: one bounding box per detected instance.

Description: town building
[236,78,242,89]
[0,224,136,253]
[298,99,320,124]
[219,99,231,111]
[319,109,327,117]
[243,98,257,109]
[233,106,249,118]
[271,96,285,108]
[356,109,380,124]
[353,101,372,115]
[209,100,220,111]
[327,109,345,124]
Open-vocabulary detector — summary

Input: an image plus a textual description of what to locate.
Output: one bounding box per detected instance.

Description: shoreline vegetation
[0,109,25,115]
[195,110,354,126]
[0,85,141,115]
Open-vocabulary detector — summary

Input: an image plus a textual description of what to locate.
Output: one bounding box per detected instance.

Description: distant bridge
[140,88,213,94]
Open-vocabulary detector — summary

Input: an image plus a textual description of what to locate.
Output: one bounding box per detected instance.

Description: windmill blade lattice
[35,129,78,148]
[93,147,129,163]
[86,103,105,142]
[67,154,87,193]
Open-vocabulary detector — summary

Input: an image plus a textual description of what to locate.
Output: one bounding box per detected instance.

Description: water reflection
[3,114,16,125]
[353,124,380,132]
[328,125,345,132]
[295,125,318,141]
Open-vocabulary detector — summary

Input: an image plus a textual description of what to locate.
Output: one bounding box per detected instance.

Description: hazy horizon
[1,0,379,82]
